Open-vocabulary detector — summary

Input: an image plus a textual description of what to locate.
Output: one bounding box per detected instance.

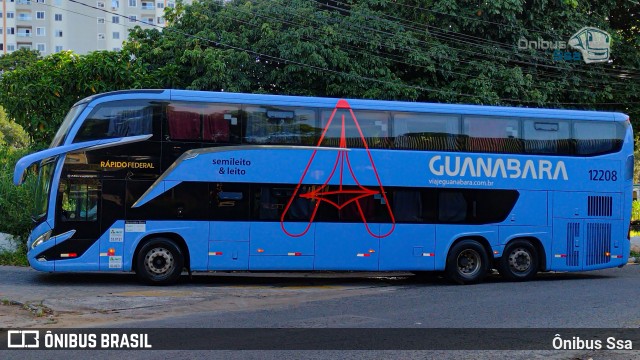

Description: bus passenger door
[99,180,126,271]
[53,176,102,271]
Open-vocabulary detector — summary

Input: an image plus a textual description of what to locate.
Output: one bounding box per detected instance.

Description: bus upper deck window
[574,122,623,155]
[319,110,389,149]
[244,106,317,146]
[392,113,460,151]
[74,101,159,142]
[523,120,571,155]
[463,117,522,154]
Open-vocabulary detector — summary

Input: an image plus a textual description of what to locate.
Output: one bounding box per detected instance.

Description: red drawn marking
[280,99,396,238]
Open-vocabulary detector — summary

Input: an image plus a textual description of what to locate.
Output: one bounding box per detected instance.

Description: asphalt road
[1,264,640,359]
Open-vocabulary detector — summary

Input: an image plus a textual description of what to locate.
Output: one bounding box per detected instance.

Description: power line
[66,0,640,107]
[220,6,624,96]
[315,0,640,79]
[223,2,635,91]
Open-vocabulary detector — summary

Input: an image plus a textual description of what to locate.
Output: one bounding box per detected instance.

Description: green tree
[0,48,40,72]
[0,50,159,145]
[124,0,639,120]
[0,106,30,149]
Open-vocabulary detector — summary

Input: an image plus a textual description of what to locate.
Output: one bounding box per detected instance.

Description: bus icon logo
[568,27,611,64]
[7,330,40,348]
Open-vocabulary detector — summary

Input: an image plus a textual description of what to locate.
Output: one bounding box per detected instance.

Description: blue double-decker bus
[14,90,633,284]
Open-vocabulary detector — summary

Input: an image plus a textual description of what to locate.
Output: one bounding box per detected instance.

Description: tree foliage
[0,0,638,146]
[121,0,639,124]
[0,106,29,149]
[0,50,159,145]
[0,48,40,73]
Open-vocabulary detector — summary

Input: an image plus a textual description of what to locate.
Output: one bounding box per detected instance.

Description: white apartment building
[0,0,190,55]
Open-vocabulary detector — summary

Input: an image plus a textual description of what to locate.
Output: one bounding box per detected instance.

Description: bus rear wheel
[136,238,184,285]
[497,239,538,281]
[445,240,489,285]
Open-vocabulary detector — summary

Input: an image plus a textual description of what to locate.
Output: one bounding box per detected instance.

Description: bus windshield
[50,103,87,148]
[32,159,55,222]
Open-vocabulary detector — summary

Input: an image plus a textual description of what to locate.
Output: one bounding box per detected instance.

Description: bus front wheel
[497,239,539,281]
[445,240,489,285]
[136,238,184,285]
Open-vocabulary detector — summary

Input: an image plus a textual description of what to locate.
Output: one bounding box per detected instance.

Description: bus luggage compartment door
[248,222,315,270]
[379,224,435,271]
[314,223,380,270]
[208,221,250,270]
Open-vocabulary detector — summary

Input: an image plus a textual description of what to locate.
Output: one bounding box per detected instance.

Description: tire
[497,239,539,281]
[445,240,489,285]
[136,238,184,285]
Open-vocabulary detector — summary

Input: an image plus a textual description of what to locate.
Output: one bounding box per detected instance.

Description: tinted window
[438,189,519,224]
[393,113,461,151]
[523,120,572,155]
[320,110,391,149]
[464,117,522,153]
[253,185,314,221]
[244,106,318,145]
[126,181,208,220]
[210,182,250,220]
[166,102,241,143]
[313,185,391,223]
[574,121,623,155]
[59,179,100,222]
[74,101,161,142]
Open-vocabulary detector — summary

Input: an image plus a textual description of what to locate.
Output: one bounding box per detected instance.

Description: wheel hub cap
[457,249,480,276]
[144,247,174,275]
[508,248,531,272]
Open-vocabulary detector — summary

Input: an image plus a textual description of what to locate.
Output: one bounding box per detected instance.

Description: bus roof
[76,89,629,122]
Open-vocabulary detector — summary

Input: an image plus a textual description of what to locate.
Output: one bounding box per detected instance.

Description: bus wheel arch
[497,237,543,281]
[445,236,491,285]
[133,233,190,285]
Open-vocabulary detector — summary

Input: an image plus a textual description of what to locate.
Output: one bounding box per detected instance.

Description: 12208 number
[589,170,617,181]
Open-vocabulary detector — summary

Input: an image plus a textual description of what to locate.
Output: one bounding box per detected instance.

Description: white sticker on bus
[109,228,124,242]
[108,256,122,269]
[125,221,146,232]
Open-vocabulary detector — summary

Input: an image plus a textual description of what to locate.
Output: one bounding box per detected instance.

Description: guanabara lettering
[428,155,568,180]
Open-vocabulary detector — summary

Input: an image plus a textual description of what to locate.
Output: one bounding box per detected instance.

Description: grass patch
[631,251,640,259]
[0,248,28,266]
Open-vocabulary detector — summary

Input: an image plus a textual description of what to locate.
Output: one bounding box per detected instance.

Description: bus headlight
[31,230,52,249]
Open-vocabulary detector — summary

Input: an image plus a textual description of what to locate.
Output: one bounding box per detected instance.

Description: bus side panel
[53,239,101,271]
[99,220,126,271]
[501,191,548,226]
[314,223,380,270]
[122,220,210,271]
[249,222,314,270]
[208,241,249,270]
[379,224,435,271]
[208,221,250,270]
[433,226,498,271]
